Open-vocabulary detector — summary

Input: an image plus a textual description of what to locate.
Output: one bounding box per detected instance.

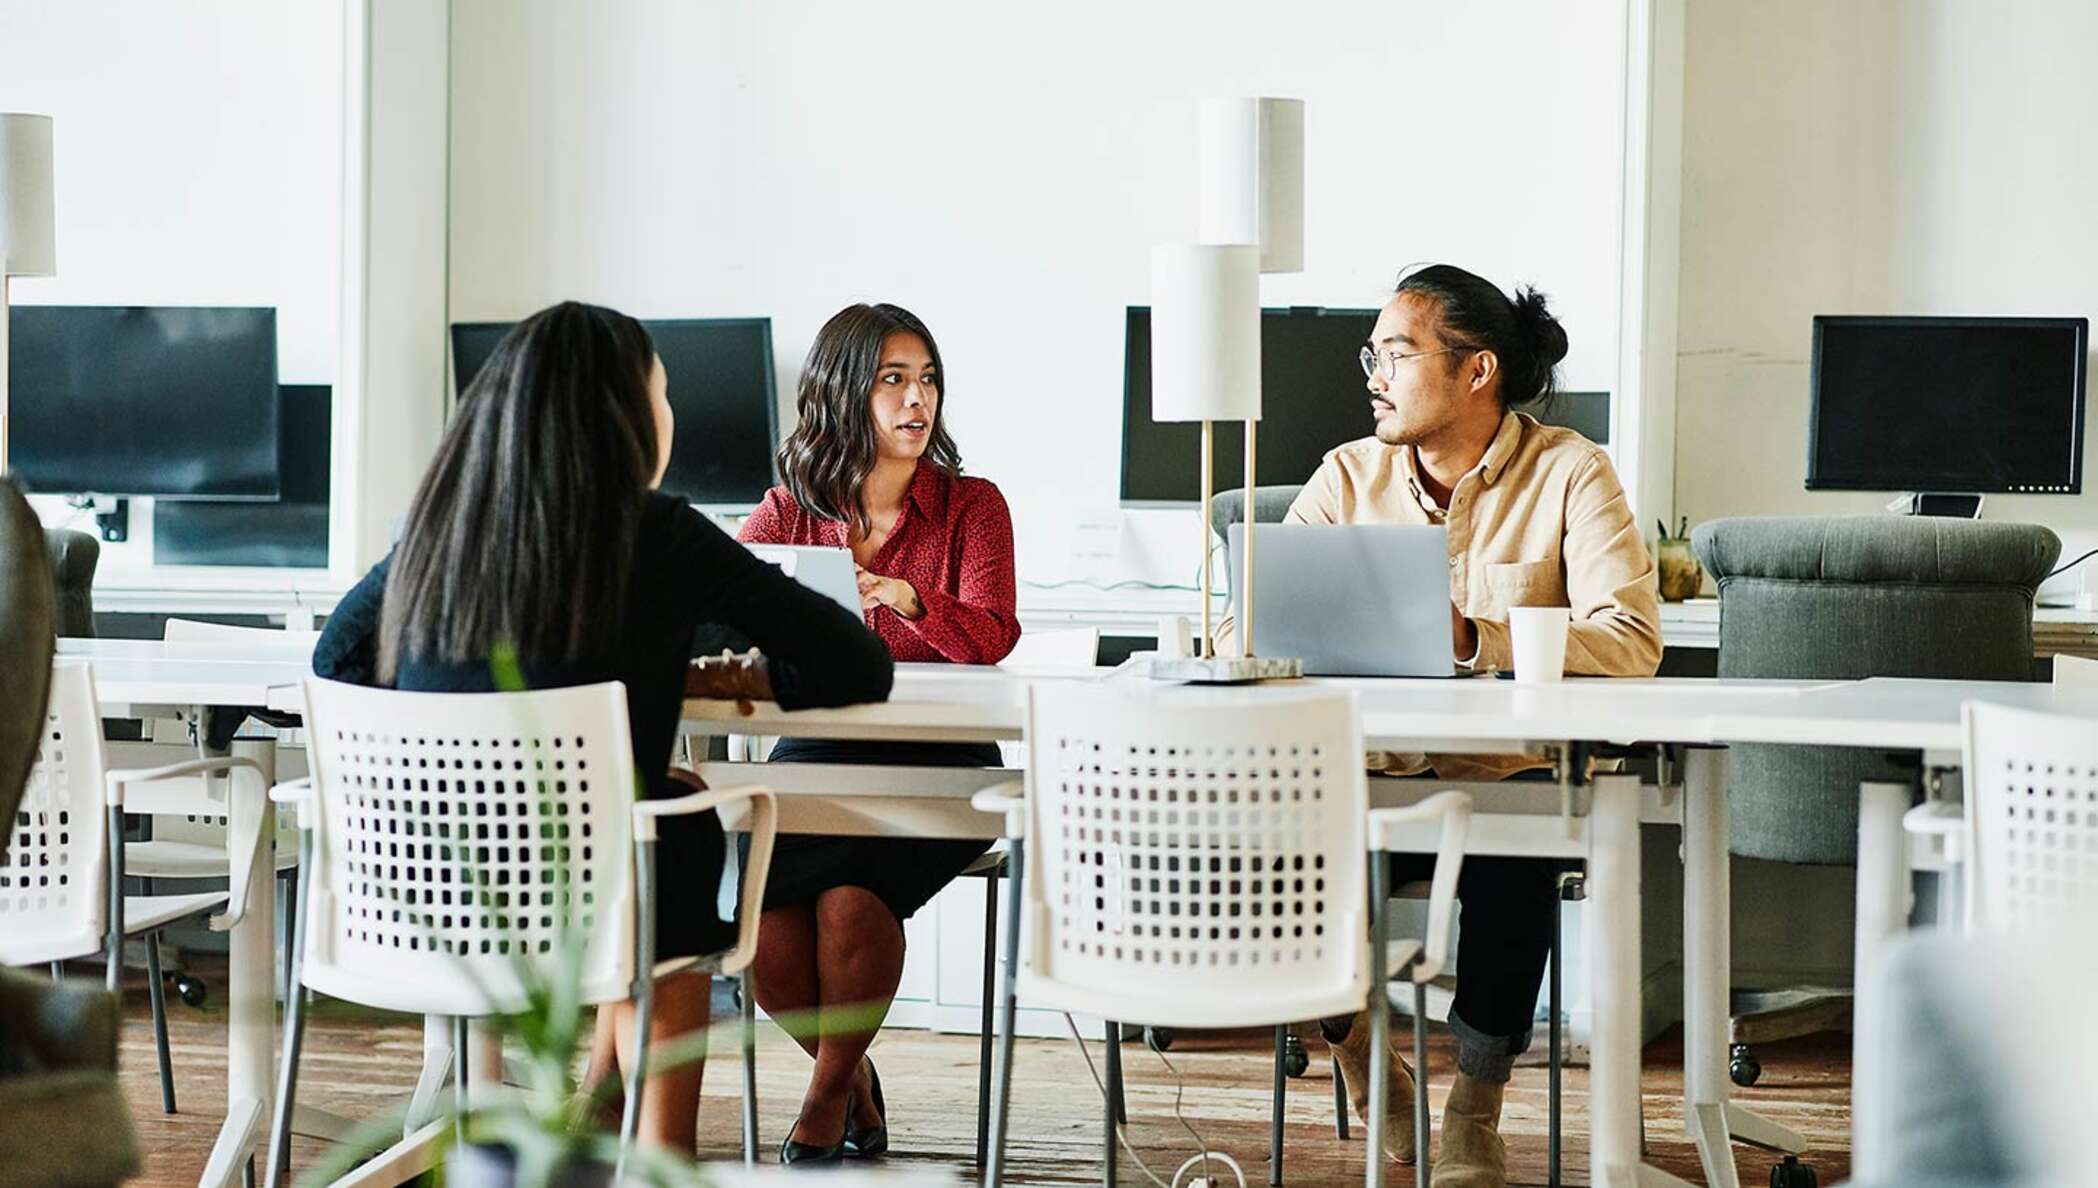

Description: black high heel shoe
[779,1111,848,1166]
[845,1059,888,1158]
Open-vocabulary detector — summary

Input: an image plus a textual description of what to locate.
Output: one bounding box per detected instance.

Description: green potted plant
[1655,517,1705,602]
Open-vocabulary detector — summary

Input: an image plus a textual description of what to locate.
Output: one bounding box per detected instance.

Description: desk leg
[1587,774,1694,1188]
[205,738,277,1188]
[1850,780,1911,1184]
[1682,748,1804,1187]
[984,838,1026,1188]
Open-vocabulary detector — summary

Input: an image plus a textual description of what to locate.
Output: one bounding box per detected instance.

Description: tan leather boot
[1327,1010,1417,1165]
[1430,1071,1508,1188]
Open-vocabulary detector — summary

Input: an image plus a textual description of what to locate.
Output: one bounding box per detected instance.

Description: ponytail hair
[1393,264,1569,412]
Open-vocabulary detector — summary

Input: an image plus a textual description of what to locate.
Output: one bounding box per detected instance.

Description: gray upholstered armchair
[44,527,99,637]
[0,481,139,1188]
[1691,515,2059,1082]
[1209,485,1303,540]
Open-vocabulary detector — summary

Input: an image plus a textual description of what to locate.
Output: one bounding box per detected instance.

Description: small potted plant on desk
[1655,517,1705,602]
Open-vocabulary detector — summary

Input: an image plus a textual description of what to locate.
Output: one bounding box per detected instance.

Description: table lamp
[1148,97,1305,683]
[0,113,57,477]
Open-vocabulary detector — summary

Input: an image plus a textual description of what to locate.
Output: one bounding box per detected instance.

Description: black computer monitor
[1119,305,1609,502]
[1808,315,2089,494]
[153,385,331,567]
[450,317,779,506]
[8,305,281,499]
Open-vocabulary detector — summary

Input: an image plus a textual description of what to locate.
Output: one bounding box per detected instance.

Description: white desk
[75,637,2098,1186]
[80,576,2098,658]
[681,666,2098,1188]
[1657,597,2098,659]
[57,637,314,1188]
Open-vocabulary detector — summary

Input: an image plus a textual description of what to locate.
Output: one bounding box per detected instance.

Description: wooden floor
[111,958,1853,1187]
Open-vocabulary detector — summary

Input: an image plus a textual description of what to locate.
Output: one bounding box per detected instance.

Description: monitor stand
[1886,492,1984,518]
[63,494,130,542]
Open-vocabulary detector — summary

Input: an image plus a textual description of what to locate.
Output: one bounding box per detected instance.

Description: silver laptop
[1224,523,1458,677]
[741,543,862,618]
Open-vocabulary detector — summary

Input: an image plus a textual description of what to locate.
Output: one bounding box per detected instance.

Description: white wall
[1676,0,2098,597]
[448,0,1633,584]
[0,0,345,571]
[338,0,451,573]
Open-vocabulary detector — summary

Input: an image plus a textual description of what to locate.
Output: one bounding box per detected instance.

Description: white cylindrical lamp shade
[1150,244,1262,424]
[0,113,56,276]
[1198,97,1303,274]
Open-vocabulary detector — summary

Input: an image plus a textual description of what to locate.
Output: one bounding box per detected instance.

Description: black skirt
[650,782,737,959]
[739,738,1000,922]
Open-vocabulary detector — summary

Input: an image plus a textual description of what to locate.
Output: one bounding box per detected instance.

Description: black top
[313,490,894,797]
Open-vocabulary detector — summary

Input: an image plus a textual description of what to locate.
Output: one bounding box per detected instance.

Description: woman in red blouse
[737,302,1018,1164]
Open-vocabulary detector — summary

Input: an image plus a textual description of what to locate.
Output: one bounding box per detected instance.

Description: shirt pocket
[1480,559,1566,615]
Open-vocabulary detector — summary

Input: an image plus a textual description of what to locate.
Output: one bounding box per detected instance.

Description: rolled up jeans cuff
[1449,1007,1532,1083]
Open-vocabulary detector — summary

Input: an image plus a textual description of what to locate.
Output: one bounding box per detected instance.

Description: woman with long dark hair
[739,302,1019,1163]
[312,301,893,1154]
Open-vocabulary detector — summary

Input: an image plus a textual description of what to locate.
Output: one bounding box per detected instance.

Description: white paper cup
[1507,606,1570,684]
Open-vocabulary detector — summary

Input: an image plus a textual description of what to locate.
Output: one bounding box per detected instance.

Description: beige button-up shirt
[1286,411,1663,779]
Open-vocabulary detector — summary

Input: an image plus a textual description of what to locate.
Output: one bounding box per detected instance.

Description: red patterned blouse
[738,463,1021,666]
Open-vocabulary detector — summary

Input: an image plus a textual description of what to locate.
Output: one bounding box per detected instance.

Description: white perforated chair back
[0,662,109,962]
[997,629,1102,767]
[297,677,639,1017]
[1963,700,2098,929]
[1015,683,1368,1028]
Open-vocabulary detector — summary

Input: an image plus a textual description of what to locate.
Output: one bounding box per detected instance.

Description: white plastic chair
[0,661,266,1115]
[129,619,309,884]
[973,684,1384,1186]
[1904,692,2098,936]
[261,677,778,1187]
[2052,653,2098,687]
[1953,700,2098,929]
[161,617,325,651]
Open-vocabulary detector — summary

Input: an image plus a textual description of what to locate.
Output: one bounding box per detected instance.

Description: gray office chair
[1691,515,2059,1085]
[44,528,99,638]
[1213,484,1585,1186]
[0,480,140,1188]
[1209,484,1304,540]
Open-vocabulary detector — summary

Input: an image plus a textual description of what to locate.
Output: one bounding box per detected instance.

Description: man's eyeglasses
[1359,344,1469,380]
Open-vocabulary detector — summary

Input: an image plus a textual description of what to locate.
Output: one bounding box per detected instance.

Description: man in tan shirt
[1306,265,1661,1187]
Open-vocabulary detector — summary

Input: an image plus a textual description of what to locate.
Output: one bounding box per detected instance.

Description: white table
[1017,588,2098,658]
[72,638,2098,1186]
[57,637,317,1188]
[1658,597,2098,659]
[680,665,2098,1188]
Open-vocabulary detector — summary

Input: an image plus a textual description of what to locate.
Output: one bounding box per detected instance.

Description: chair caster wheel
[1768,1154,1817,1188]
[1144,1026,1176,1053]
[1729,1043,1761,1087]
[173,973,208,1008]
[1282,1030,1310,1078]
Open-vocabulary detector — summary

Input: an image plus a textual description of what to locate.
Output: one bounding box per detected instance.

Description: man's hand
[856,566,925,620]
[1449,601,1479,662]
